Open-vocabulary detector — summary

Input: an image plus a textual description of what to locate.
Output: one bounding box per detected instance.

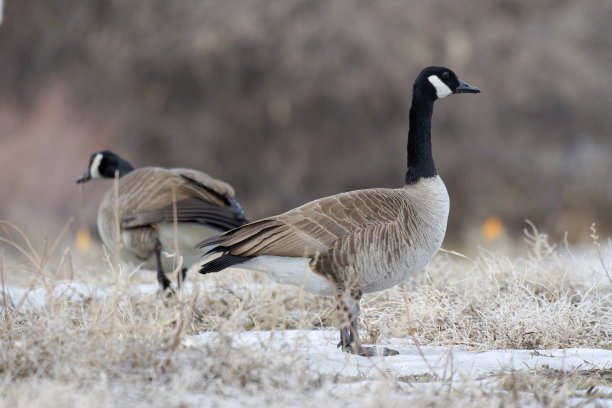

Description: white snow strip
[185,330,612,379]
[0,279,267,313]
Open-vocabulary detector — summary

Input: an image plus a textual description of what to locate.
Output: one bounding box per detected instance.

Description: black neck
[115,159,134,178]
[404,97,437,184]
[116,162,134,177]
[102,157,134,178]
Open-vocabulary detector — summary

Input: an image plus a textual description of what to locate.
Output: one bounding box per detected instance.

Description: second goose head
[76,150,135,183]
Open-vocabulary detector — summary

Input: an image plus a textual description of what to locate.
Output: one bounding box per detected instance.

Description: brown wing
[199,188,403,258]
[122,197,247,231]
[117,167,246,231]
[170,168,236,202]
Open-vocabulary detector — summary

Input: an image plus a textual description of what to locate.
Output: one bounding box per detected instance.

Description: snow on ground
[4,276,611,379]
[2,280,213,310]
[3,279,612,383]
[2,261,611,406]
[185,329,612,380]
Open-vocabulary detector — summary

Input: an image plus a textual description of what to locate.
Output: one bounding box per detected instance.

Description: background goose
[77,150,248,291]
[199,66,479,356]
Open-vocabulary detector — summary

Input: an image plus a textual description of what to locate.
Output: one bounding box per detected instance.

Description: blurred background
[1,0,611,256]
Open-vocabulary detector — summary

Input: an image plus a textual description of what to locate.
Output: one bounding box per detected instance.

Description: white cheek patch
[428,75,453,99]
[90,153,103,179]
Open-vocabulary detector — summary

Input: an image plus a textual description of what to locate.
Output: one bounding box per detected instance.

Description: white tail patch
[428,75,452,99]
[90,153,103,179]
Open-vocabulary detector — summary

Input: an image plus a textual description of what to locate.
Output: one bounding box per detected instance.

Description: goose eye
[442,72,450,79]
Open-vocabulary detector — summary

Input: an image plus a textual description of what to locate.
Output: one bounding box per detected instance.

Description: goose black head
[413,66,480,101]
[76,150,135,184]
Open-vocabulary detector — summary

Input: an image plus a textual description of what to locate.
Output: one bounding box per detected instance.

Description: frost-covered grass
[0,221,611,407]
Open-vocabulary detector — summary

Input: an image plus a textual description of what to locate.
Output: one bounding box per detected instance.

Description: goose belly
[239,256,334,296]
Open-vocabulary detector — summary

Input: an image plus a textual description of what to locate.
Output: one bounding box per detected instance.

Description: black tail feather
[200,254,253,274]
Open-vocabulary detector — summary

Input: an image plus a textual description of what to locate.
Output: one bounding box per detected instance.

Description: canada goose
[77,150,248,291]
[198,66,480,356]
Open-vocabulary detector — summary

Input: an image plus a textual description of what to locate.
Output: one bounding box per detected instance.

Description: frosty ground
[1,223,611,407]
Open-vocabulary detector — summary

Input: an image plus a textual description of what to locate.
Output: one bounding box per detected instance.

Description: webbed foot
[339,342,399,357]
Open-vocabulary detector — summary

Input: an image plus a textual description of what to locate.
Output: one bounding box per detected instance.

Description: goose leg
[177,268,188,289]
[337,294,354,351]
[154,238,172,291]
[337,292,398,357]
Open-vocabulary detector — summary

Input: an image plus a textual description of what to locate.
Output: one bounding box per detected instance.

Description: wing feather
[114,167,246,232]
[200,188,404,259]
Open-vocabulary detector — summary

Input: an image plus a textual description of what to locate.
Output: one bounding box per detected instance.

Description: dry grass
[0,220,611,407]
[360,223,612,351]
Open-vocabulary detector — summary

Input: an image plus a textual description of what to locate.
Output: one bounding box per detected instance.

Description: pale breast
[339,176,449,293]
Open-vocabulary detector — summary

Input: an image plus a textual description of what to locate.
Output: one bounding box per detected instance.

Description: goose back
[98,167,245,269]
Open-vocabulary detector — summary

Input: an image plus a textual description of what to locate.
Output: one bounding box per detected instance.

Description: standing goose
[77,150,248,291]
[199,66,479,356]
